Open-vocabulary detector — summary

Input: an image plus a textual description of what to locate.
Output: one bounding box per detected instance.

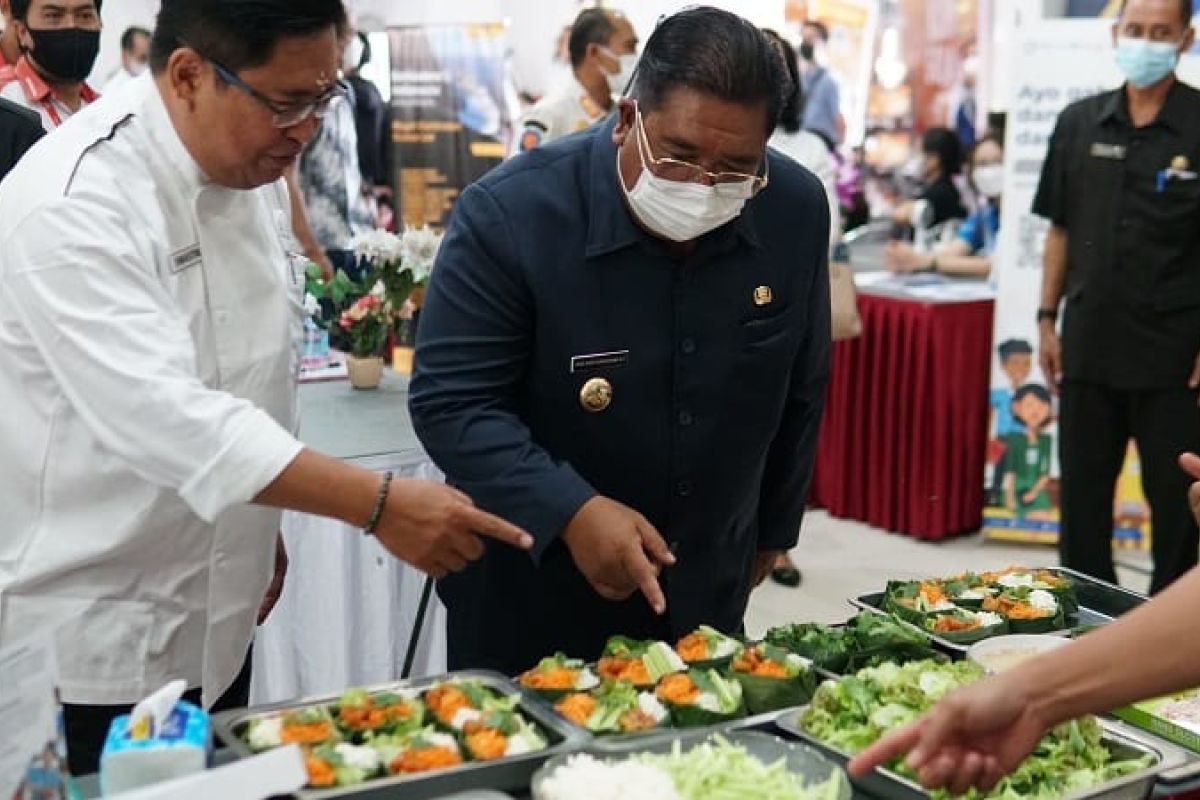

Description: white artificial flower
[399,225,443,283]
[350,229,404,265]
[370,281,386,299]
[303,293,321,316]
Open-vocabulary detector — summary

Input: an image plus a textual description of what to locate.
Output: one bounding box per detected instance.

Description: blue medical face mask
[1114,36,1181,89]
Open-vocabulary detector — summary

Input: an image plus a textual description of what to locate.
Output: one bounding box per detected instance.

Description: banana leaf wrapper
[733,669,817,715]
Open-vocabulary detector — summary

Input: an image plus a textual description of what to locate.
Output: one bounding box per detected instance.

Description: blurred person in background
[342,31,393,228]
[0,0,20,77]
[1035,0,1200,594]
[849,452,1200,796]
[104,25,150,93]
[1,0,102,131]
[763,27,839,590]
[0,94,41,180]
[891,126,968,239]
[886,132,1003,278]
[798,21,843,153]
[514,7,637,153]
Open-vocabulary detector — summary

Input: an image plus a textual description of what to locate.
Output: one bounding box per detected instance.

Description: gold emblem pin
[579,377,613,413]
[753,285,773,307]
[1172,155,1191,171]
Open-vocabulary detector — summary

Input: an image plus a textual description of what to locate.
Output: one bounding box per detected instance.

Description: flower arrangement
[350,227,440,326]
[338,290,389,359]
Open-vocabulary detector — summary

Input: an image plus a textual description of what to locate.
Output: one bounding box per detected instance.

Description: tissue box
[99,701,211,796]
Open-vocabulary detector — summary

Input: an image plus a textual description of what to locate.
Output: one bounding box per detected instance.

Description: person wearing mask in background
[411,6,831,674]
[886,132,1003,278]
[762,27,839,590]
[798,21,844,153]
[513,7,638,153]
[342,31,393,226]
[1,0,100,131]
[0,0,532,775]
[892,126,968,237]
[0,94,41,180]
[103,25,150,94]
[849,453,1200,796]
[0,0,21,79]
[1034,0,1200,594]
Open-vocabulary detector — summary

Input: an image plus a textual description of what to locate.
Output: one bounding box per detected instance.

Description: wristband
[1036,308,1059,325]
[364,471,394,536]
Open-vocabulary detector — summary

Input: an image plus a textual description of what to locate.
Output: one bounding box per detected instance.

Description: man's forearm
[1040,224,1068,311]
[1022,565,1200,727]
[254,448,380,528]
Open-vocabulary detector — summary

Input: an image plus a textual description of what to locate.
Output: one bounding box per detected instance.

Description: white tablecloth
[250,453,450,704]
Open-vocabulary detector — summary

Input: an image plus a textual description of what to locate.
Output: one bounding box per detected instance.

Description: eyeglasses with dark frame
[634,104,769,199]
[190,44,346,129]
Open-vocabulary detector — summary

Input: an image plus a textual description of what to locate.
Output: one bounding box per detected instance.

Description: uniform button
[1121,218,1131,228]
[676,480,694,497]
[680,338,696,355]
[678,409,694,426]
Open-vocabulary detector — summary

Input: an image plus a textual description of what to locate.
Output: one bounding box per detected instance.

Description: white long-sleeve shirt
[0,76,304,706]
[770,127,842,250]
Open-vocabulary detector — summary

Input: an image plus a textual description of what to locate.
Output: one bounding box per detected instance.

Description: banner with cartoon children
[984,17,1150,549]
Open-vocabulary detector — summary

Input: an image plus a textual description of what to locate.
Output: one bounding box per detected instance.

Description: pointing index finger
[623,544,667,615]
[463,506,534,550]
[848,721,924,777]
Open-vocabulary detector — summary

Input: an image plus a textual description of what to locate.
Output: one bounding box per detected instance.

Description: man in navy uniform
[410,6,831,673]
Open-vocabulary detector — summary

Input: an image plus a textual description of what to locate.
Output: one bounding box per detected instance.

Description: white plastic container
[967,633,1071,674]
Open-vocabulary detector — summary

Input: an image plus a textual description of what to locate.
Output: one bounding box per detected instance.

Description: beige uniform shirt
[513,76,609,154]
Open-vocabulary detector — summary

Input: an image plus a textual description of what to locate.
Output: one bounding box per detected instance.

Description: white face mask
[620,109,758,243]
[128,61,147,77]
[972,163,1004,199]
[599,47,638,96]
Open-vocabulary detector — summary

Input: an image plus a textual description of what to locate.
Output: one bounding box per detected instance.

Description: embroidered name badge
[170,244,203,274]
[570,350,630,374]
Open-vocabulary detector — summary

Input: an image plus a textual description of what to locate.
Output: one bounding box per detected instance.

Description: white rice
[538,754,682,800]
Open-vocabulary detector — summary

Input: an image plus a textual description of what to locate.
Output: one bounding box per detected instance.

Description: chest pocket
[740,304,800,351]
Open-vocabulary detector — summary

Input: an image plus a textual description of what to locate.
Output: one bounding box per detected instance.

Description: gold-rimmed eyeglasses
[634,105,769,199]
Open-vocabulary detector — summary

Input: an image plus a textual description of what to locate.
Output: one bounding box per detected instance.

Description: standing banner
[389,24,513,228]
[982,19,1150,548]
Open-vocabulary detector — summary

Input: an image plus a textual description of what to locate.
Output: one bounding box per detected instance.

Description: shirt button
[676,480,694,497]
[678,409,694,427]
[680,338,697,355]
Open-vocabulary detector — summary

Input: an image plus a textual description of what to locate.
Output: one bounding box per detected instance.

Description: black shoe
[771,566,802,588]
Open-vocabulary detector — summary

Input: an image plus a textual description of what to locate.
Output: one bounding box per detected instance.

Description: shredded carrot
[384,702,415,722]
[620,709,659,731]
[983,596,1052,620]
[733,648,790,678]
[933,616,978,632]
[425,685,474,725]
[281,721,335,745]
[520,666,579,690]
[675,633,710,662]
[305,756,336,787]
[597,657,652,685]
[339,704,388,730]
[656,673,700,705]
[466,729,509,761]
[555,693,598,726]
[392,746,462,774]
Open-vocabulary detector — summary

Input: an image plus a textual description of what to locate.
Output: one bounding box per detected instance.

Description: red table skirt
[812,292,995,540]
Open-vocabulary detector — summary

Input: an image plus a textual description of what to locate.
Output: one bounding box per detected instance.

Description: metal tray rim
[775,706,1188,800]
[211,670,591,800]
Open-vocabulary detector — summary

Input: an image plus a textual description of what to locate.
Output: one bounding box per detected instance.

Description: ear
[1183,26,1196,53]
[611,97,636,146]
[1111,22,1120,46]
[166,47,207,108]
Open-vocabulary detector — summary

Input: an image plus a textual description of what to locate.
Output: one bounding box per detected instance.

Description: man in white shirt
[0,0,530,776]
[514,7,638,153]
[103,24,149,93]
[0,0,101,130]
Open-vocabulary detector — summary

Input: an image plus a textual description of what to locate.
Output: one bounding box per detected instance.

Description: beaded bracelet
[364,471,394,536]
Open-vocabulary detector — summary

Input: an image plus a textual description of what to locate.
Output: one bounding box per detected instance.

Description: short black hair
[922,126,964,176]
[568,8,617,70]
[1120,0,1192,26]
[630,6,789,136]
[803,20,830,42]
[12,0,102,20]
[121,26,151,53]
[1013,384,1052,405]
[998,339,1033,361]
[150,0,348,74]
[762,29,802,134]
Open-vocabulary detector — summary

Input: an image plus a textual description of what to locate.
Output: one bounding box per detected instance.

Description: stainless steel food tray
[775,707,1188,800]
[211,670,591,800]
[850,567,1147,655]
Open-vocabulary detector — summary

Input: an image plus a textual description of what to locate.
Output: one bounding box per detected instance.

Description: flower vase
[346,355,384,390]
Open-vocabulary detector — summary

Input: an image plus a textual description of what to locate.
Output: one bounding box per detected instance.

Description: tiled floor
[744,511,1153,639]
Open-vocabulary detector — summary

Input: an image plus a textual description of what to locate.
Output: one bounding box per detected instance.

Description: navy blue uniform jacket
[409,118,831,673]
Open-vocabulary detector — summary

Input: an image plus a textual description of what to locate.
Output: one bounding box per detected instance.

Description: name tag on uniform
[171,244,203,274]
[570,350,629,374]
[1089,143,1126,160]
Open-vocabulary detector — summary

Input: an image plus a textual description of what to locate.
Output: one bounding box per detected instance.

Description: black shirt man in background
[0,94,41,181]
[1035,0,1200,593]
[411,6,831,673]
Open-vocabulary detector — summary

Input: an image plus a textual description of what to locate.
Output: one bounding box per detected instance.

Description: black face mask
[25,27,101,83]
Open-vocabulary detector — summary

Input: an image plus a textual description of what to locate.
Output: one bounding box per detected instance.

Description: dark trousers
[63,648,253,777]
[1059,381,1200,594]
